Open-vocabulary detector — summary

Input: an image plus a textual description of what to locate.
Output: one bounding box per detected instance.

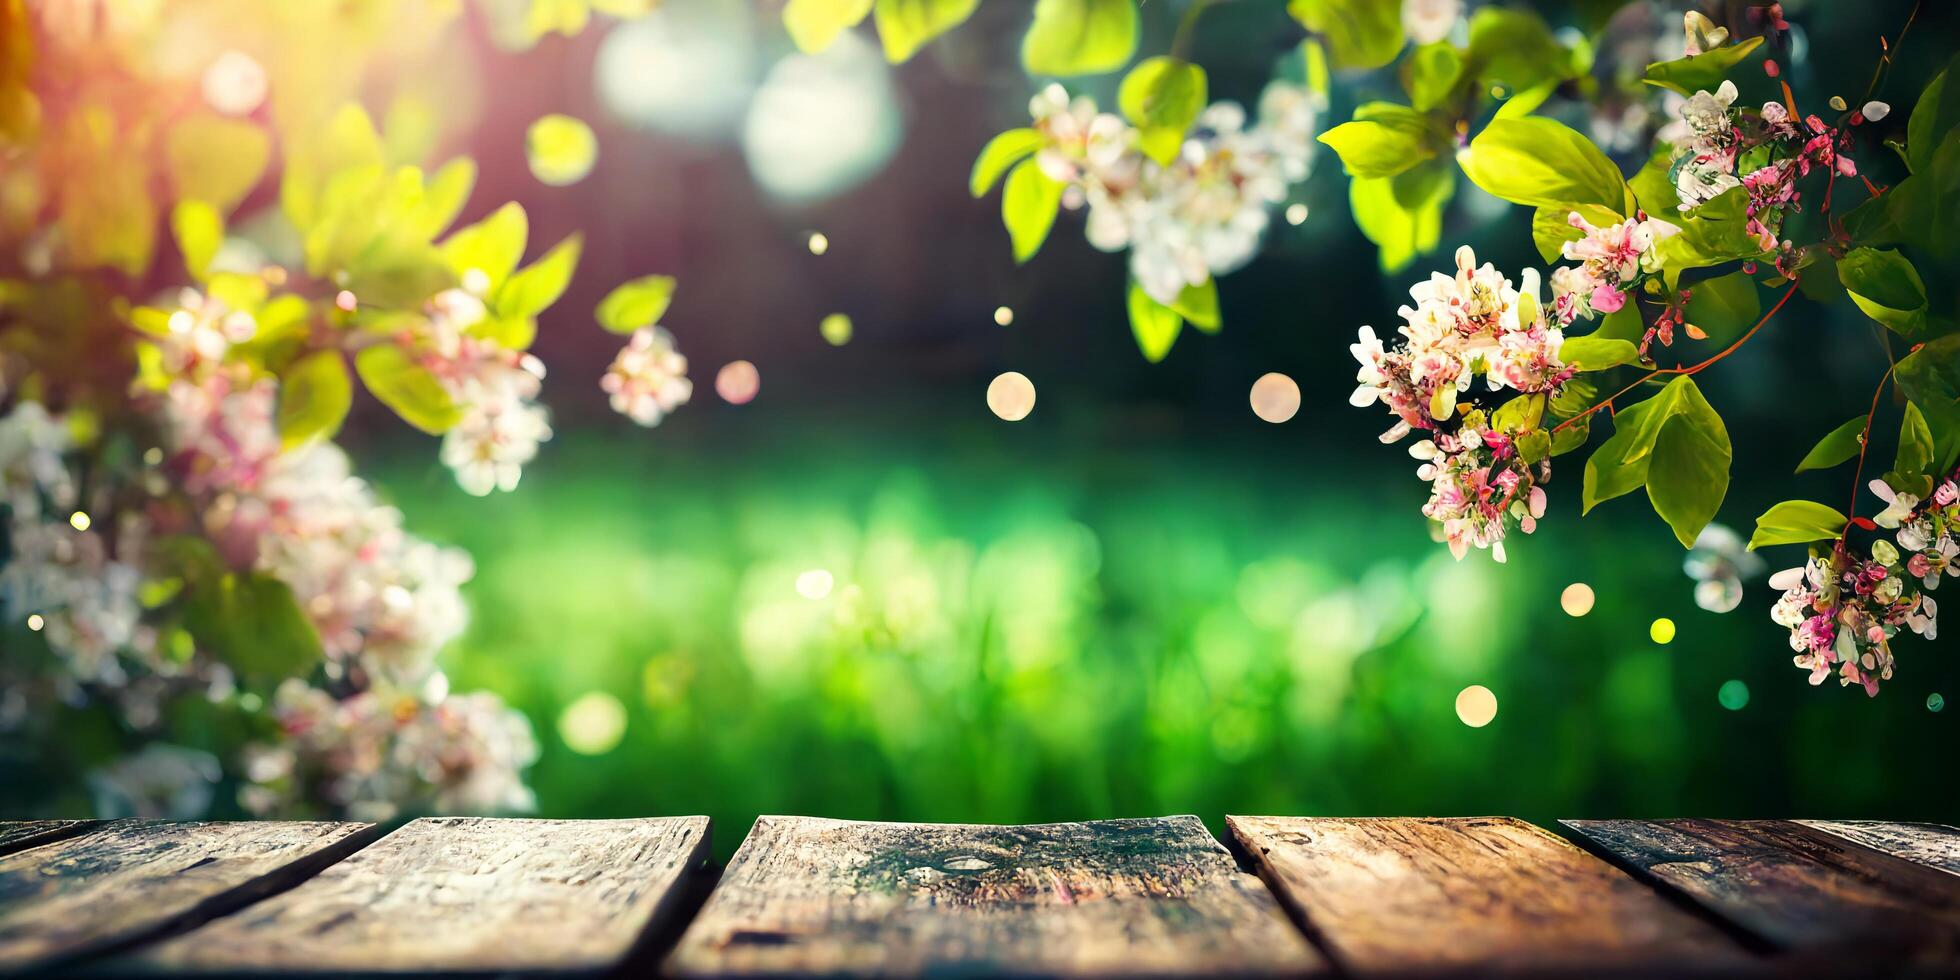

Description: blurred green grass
[371,430,1960,859]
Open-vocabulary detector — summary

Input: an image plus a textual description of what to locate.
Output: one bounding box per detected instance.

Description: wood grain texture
[1226,816,1750,976]
[136,816,711,976]
[0,819,376,972]
[1796,820,1960,877]
[0,820,95,857]
[667,814,1324,978]
[1565,818,1960,966]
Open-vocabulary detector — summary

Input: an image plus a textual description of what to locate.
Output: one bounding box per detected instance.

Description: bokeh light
[1718,679,1749,710]
[525,114,598,187]
[716,361,760,404]
[1455,685,1498,727]
[201,50,266,116]
[1560,582,1595,617]
[595,0,757,141]
[1650,618,1676,644]
[557,692,627,755]
[994,306,1014,326]
[1248,373,1301,423]
[807,231,830,255]
[1285,202,1309,225]
[987,372,1036,421]
[1931,693,1946,713]
[795,568,834,600]
[25,614,43,632]
[742,31,900,204]
[820,313,853,346]
[68,511,90,531]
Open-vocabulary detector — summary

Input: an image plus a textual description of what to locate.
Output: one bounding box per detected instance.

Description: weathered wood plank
[135,816,711,976]
[1796,820,1960,877]
[1564,818,1960,966]
[0,820,376,972]
[0,820,96,857]
[668,814,1324,978]
[1226,816,1751,976]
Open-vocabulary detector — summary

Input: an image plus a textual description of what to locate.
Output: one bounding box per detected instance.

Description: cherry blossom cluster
[239,678,537,821]
[1027,80,1317,306]
[418,286,552,496]
[2,284,539,818]
[602,327,692,427]
[1662,80,1858,255]
[1350,246,1573,561]
[1768,471,1957,696]
[1548,211,1678,329]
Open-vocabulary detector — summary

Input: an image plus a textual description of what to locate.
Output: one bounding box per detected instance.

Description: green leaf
[171,200,223,281]
[970,128,1044,197]
[441,202,529,289]
[1127,280,1182,362]
[783,0,874,53]
[1022,0,1137,77]
[1002,158,1064,263]
[1642,35,1764,96]
[276,351,352,450]
[872,0,979,63]
[495,233,582,321]
[1907,57,1959,174]
[1551,416,1591,456]
[1628,144,1681,214]
[1748,500,1848,550]
[1795,416,1866,473]
[167,114,270,214]
[181,569,324,682]
[1318,103,1437,179]
[1897,401,1937,482]
[416,158,478,240]
[1582,375,1731,548]
[1558,335,1641,371]
[1682,270,1760,347]
[1837,247,1928,338]
[1654,186,1761,270]
[1897,333,1960,473]
[1350,159,1453,271]
[525,114,598,187]
[1403,43,1462,111]
[1286,0,1403,70]
[1465,6,1571,93]
[1491,393,1545,434]
[1170,278,1219,332]
[1459,117,1626,211]
[355,344,463,434]
[596,274,677,333]
[1119,57,1206,165]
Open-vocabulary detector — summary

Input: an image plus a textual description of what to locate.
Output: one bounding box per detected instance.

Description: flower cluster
[240,678,537,821]
[1350,246,1572,561]
[1768,472,1957,696]
[1549,211,1678,326]
[419,286,553,497]
[1663,80,1858,251]
[602,327,692,427]
[1027,80,1316,306]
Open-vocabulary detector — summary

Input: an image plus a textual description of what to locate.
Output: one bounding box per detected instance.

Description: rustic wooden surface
[1565,818,1960,966]
[0,820,95,857]
[667,814,1325,978]
[0,819,377,972]
[1226,816,1750,976]
[1796,820,1960,877]
[135,816,711,976]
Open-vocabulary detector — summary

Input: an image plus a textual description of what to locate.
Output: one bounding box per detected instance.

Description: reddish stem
[1551,281,1802,434]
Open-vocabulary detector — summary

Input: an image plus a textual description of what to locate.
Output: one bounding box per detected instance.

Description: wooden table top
[0,815,1954,976]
